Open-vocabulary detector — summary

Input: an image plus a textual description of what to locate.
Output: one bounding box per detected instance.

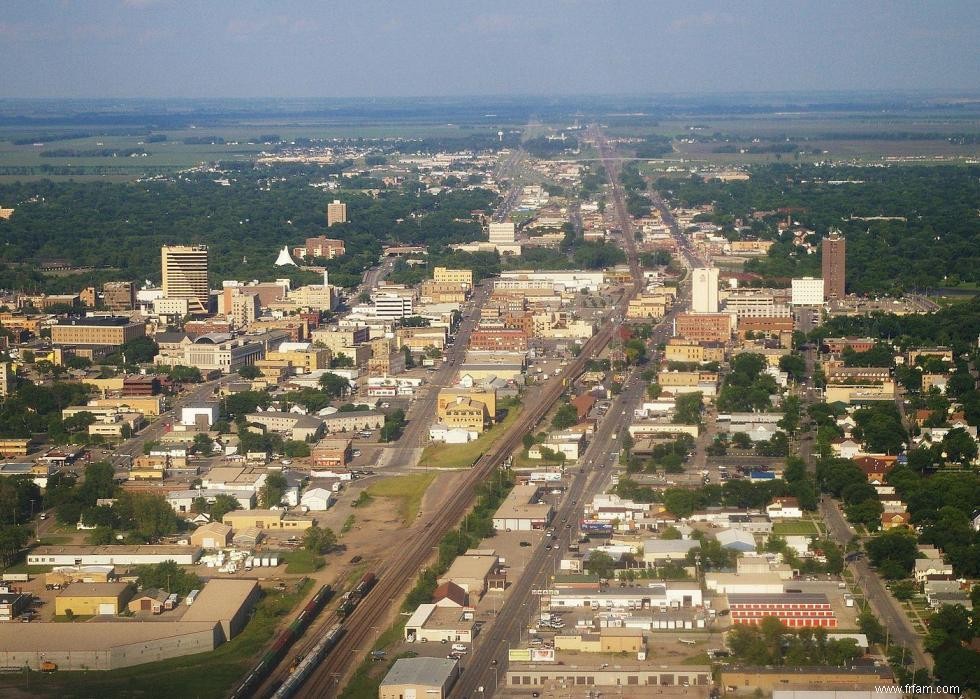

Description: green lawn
[339,618,411,699]
[772,520,820,536]
[419,403,523,469]
[0,579,313,698]
[281,549,325,574]
[365,472,438,526]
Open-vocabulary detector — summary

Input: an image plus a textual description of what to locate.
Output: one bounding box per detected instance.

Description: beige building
[664,339,725,364]
[51,317,145,348]
[432,267,473,288]
[0,362,13,398]
[437,387,497,419]
[222,509,315,531]
[161,245,210,315]
[55,582,133,616]
[326,199,347,226]
[627,295,669,320]
[311,326,369,355]
[102,281,136,311]
[380,658,459,699]
[441,397,489,432]
[437,550,498,597]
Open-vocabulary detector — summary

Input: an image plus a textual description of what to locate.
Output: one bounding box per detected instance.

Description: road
[794,347,932,672]
[452,125,687,699]
[298,129,647,697]
[380,282,490,471]
[820,496,932,671]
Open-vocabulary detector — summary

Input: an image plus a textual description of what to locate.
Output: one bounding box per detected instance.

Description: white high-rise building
[372,293,414,319]
[691,267,720,314]
[161,245,210,315]
[791,277,825,306]
[488,222,516,244]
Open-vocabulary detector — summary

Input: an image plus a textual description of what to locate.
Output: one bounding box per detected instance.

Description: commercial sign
[508,648,532,662]
[580,519,613,533]
[531,648,556,662]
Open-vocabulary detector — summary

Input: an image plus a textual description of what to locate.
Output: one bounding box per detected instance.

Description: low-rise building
[506,664,710,690]
[28,545,201,567]
[311,438,352,468]
[222,509,315,532]
[404,603,476,643]
[437,551,499,598]
[379,658,460,699]
[492,484,553,531]
[55,582,133,616]
[189,522,233,549]
[321,410,384,434]
[727,593,837,628]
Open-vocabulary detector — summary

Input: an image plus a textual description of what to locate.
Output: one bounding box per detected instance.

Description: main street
[453,126,689,698]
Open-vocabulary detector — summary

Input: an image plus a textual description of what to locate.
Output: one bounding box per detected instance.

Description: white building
[691,268,720,313]
[180,404,220,428]
[429,423,479,444]
[300,487,334,511]
[488,222,516,244]
[791,277,825,306]
[373,293,414,319]
[28,545,201,566]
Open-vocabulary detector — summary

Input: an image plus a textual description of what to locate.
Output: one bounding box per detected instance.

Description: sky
[1,0,978,98]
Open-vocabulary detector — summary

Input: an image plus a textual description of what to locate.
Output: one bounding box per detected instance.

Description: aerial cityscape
[0,2,978,698]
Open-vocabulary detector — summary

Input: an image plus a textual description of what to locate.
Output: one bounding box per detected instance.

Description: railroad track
[299,125,645,697]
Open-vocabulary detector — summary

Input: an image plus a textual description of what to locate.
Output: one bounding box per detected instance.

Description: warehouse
[506,663,711,689]
[727,593,837,628]
[189,522,233,549]
[180,578,260,641]
[0,622,221,670]
[403,603,476,643]
[437,551,499,598]
[55,582,133,616]
[547,582,703,610]
[706,572,785,595]
[28,545,202,567]
[642,539,701,565]
[380,657,460,699]
[492,484,552,531]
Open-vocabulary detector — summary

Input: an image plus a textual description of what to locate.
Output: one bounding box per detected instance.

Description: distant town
[0,101,977,699]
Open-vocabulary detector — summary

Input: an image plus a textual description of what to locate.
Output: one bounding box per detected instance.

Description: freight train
[228,582,333,699]
[267,573,378,699]
[337,572,377,619]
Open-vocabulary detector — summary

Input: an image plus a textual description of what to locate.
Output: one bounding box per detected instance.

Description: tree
[209,494,241,523]
[940,427,978,465]
[858,610,886,645]
[522,433,534,450]
[0,525,29,567]
[318,372,351,399]
[647,383,662,399]
[237,365,261,380]
[135,561,202,596]
[260,473,288,508]
[551,404,579,431]
[584,551,616,579]
[114,491,179,539]
[865,529,918,576]
[380,409,406,442]
[303,525,338,554]
[779,353,807,381]
[283,440,311,458]
[192,433,214,455]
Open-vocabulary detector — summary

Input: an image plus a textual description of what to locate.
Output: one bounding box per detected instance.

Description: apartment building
[51,317,145,348]
[293,235,345,260]
[432,267,473,288]
[161,245,210,315]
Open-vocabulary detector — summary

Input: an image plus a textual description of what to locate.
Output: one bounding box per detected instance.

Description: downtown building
[161,245,210,315]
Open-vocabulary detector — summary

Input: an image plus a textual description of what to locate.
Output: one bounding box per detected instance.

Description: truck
[2,573,29,583]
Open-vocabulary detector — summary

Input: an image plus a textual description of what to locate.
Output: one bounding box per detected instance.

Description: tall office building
[821,231,846,300]
[161,245,210,315]
[691,267,720,313]
[488,222,516,244]
[327,199,347,227]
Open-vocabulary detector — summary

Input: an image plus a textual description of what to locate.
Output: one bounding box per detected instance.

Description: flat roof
[181,579,258,624]
[56,316,139,327]
[31,545,198,556]
[0,621,218,651]
[727,593,829,605]
[441,554,497,581]
[381,657,458,688]
[57,582,130,598]
[493,484,552,520]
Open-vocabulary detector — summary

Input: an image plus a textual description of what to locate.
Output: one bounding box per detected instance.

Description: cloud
[669,11,735,32]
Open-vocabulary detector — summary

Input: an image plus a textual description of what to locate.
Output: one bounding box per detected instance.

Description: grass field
[419,403,523,470]
[0,578,313,699]
[282,549,325,574]
[339,617,412,699]
[772,520,821,536]
[365,472,438,526]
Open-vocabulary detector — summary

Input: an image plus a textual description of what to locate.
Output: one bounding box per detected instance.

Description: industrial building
[726,593,837,628]
[506,664,711,689]
[28,545,202,567]
[492,484,553,531]
[380,657,460,699]
[55,582,133,616]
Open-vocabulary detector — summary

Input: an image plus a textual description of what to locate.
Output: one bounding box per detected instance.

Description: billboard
[508,648,532,662]
[580,519,614,534]
[531,648,556,662]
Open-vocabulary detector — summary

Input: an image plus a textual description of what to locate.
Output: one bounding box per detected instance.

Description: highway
[452,125,688,698]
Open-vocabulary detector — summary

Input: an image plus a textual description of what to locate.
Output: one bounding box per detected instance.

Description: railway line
[263,125,643,698]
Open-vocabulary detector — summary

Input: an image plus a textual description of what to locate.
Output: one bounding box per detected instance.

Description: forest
[657,164,980,293]
[0,164,497,293]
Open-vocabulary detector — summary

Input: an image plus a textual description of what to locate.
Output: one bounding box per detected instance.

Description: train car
[271,624,346,699]
[228,583,333,699]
